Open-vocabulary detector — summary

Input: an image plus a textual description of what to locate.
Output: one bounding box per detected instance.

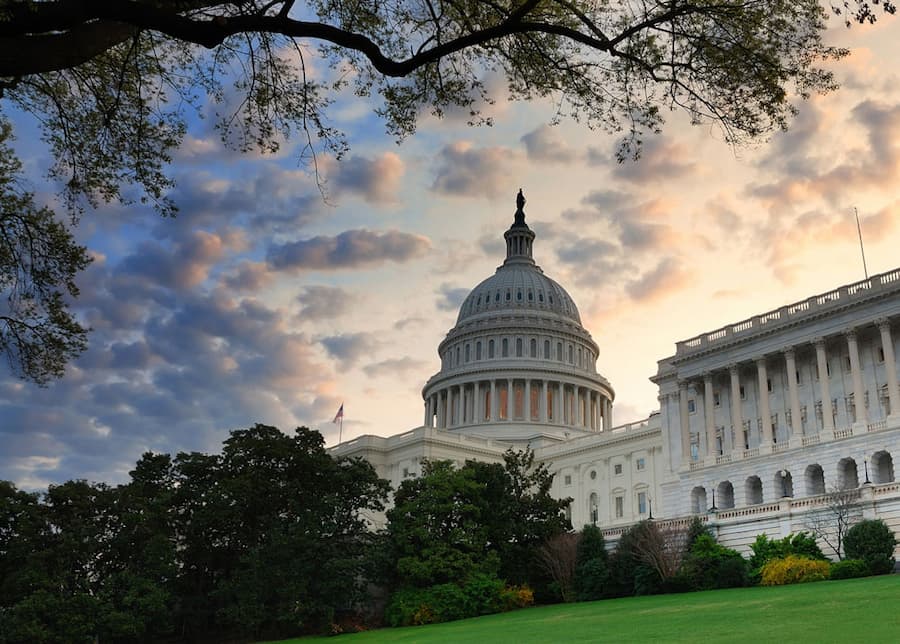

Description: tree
[535,532,580,602]
[0,120,90,385]
[843,519,898,575]
[803,487,862,560]
[574,524,608,601]
[0,0,896,381]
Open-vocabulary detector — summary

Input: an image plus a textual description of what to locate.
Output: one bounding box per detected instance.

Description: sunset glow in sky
[4,16,900,489]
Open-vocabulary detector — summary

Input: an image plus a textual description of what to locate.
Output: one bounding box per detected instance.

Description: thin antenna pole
[854,207,869,280]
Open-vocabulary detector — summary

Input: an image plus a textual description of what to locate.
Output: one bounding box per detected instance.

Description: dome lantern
[504,189,536,265]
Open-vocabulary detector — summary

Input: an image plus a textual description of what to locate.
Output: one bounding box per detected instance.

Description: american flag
[332,403,344,423]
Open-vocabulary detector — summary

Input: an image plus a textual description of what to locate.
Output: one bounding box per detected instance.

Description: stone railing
[675,267,900,356]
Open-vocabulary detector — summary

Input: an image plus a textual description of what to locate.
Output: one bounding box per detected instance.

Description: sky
[4,15,900,489]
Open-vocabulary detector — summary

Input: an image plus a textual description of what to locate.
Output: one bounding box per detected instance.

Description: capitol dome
[420,191,615,441]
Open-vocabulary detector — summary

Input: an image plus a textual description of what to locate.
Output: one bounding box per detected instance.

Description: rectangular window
[614,463,623,475]
[713,392,721,407]
[796,369,802,385]
[615,496,624,518]
[564,474,572,486]
[878,347,885,363]
[687,399,696,413]
[636,458,646,471]
[638,492,647,515]
[740,385,746,400]
[767,378,773,393]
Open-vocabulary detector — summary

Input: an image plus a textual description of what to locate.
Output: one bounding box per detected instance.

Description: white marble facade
[334,195,900,555]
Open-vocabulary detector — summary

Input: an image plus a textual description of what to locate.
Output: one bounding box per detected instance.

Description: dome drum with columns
[421,191,615,441]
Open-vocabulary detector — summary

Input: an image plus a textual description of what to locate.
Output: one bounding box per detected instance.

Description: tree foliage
[0,0,896,381]
[843,519,898,575]
[0,424,390,643]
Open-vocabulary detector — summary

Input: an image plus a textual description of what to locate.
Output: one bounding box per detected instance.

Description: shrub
[498,585,534,611]
[829,559,870,580]
[760,555,831,586]
[843,520,898,575]
[681,533,748,591]
[748,532,826,583]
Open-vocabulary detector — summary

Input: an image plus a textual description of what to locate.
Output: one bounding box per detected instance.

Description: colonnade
[672,318,899,464]
[424,378,612,432]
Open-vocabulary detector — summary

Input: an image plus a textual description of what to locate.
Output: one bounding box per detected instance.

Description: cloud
[327,152,405,204]
[297,285,352,320]
[430,141,517,198]
[267,229,431,272]
[119,230,236,291]
[592,137,697,183]
[520,125,577,163]
[363,357,429,378]
[222,261,274,292]
[625,258,692,302]
[436,283,470,312]
[320,333,379,367]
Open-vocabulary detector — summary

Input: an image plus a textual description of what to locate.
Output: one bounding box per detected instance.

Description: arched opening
[872,450,895,484]
[837,457,859,490]
[690,486,707,514]
[717,481,735,509]
[745,476,763,505]
[589,492,599,525]
[774,470,794,497]
[805,464,826,495]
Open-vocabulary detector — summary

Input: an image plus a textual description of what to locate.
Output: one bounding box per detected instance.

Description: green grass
[271,575,900,643]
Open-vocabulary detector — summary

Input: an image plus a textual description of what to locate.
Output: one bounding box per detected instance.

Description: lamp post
[648,496,654,520]
[864,458,871,485]
[709,487,717,512]
[779,469,788,498]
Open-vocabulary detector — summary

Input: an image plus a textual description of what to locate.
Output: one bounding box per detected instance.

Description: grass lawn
[269,575,900,643]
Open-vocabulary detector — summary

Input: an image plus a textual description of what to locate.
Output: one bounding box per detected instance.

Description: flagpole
[339,414,343,444]
[854,207,869,280]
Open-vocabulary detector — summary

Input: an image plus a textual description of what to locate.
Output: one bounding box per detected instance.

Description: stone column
[815,338,834,433]
[878,319,900,416]
[782,349,803,437]
[437,390,445,428]
[541,380,548,423]
[846,330,867,425]
[729,365,742,452]
[756,358,773,446]
[679,381,691,463]
[506,378,513,421]
[456,385,463,426]
[557,382,564,424]
[605,397,613,429]
[491,379,500,423]
[525,379,532,421]
[704,373,717,457]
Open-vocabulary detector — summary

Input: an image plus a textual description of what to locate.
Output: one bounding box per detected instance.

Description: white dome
[456,264,581,325]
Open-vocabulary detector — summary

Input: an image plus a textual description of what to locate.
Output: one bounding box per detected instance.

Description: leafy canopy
[0,0,895,382]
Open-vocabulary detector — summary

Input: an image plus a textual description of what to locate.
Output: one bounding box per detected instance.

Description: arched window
[476,341,482,360]
[488,339,495,359]
[717,481,735,509]
[530,338,537,357]
[690,486,707,514]
[516,338,523,357]
[872,450,895,483]
[502,338,509,357]
[544,339,550,358]
[465,344,470,362]
[557,342,563,361]
[745,476,763,505]
[568,345,574,363]
[837,458,859,490]
[455,347,460,365]
[774,470,794,497]
[805,464,826,495]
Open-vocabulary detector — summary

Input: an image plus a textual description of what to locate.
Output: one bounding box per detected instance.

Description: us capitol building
[334,193,900,554]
